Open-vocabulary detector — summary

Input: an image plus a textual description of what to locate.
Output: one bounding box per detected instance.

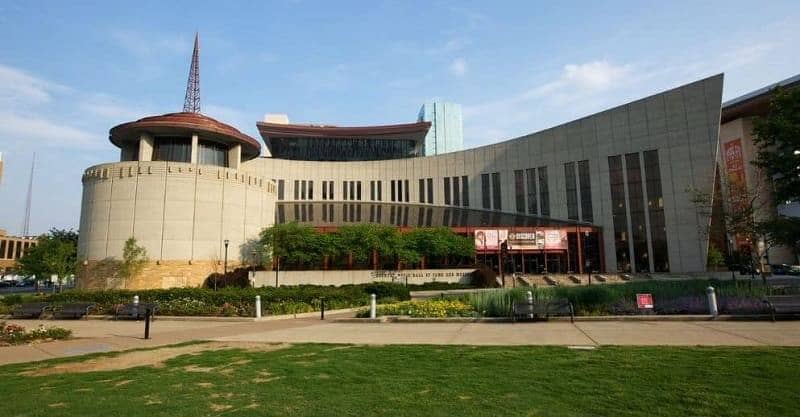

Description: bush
[357,299,475,318]
[0,283,411,317]
[0,321,72,345]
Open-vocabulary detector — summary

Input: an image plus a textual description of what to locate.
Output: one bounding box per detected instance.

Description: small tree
[118,237,148,283]
[17,228,78,283]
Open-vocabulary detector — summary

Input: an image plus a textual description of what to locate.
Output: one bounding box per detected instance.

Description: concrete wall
[245,75,724,273]
[77,161,276,288]
[252,268,476,287]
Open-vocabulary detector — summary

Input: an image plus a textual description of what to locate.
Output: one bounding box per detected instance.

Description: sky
[0,0,798,236]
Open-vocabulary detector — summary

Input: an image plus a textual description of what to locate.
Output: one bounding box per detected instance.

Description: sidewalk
[2,317,799,366]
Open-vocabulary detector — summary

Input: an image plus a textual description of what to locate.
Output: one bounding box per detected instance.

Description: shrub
[0,321,72,345]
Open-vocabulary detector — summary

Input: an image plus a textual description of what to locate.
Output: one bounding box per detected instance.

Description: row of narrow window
[442,176,470,207]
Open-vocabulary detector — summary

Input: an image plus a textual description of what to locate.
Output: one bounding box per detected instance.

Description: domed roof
[109,112,261,160]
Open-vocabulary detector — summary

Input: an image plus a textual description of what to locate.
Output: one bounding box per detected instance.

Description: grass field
[1,343,798,417]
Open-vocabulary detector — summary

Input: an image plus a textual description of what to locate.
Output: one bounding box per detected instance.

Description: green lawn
[2,343,798,416]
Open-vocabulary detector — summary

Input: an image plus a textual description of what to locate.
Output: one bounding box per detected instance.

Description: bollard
[133,295,139,305]
[527,291,534,319]
[255,295,262,319]
[144,307,151,339]
[706,286,718,318]
[133,295,140,321]
[320,297,325,320]
[370,293,377,319]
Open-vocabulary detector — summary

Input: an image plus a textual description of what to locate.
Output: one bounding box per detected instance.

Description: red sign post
[636,293,654,309]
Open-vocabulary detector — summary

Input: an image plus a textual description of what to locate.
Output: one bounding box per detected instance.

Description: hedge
[0,283,410,317]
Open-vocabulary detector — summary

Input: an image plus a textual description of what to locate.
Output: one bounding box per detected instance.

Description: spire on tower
[183,33,201,113]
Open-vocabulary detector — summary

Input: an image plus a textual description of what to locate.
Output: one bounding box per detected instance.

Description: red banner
[723,139,746,186]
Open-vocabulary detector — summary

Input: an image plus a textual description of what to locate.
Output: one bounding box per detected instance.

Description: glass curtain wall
[153,137,191,162]
[198,140,228,167]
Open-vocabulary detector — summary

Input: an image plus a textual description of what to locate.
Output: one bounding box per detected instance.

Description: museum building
[75,39,798,289]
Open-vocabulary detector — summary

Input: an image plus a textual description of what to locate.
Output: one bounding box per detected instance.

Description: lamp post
[251,249,257,288]
[221,239,229,291]
[274,256,279,288]
[584,230,591,285]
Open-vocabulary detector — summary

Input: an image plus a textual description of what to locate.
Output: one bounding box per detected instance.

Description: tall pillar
[138,134,154,161]
[228,144,241,169]
[190,134,199,164]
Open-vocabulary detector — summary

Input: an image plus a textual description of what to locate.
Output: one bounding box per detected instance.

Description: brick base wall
[76,260,243,290]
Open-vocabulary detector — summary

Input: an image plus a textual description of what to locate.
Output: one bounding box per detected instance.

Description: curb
[333,314,775,323]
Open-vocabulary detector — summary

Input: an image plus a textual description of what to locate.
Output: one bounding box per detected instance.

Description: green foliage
[259,223,475,269]
[467,288,534,317]
[0,321,72,345]
[119,237,148,282]
[16,228,78,280]
[706,244,726,268]
[758,215,800,258]
[357,299,475,318]
[752,87,800,204]
[0,284,410,317]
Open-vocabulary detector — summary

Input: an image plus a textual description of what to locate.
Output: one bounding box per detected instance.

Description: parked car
[0,280,18,288]
[771,264,800,276]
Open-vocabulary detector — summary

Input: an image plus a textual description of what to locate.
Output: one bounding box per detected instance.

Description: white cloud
[0,63,68,106]
[78,93,148,121]
[450,58,468,76]
[110,30,189,59]
[0,111,99,148]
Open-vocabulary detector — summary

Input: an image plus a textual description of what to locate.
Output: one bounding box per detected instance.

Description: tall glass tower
[417,101,463,155]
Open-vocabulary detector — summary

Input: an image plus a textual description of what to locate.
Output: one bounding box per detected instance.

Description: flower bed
[0,321,72,346]
[356,299,475,318]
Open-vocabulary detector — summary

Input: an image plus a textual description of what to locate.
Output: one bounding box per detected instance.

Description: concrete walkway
[2,317,799,366]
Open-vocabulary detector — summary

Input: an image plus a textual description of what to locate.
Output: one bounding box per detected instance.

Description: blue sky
[0,0,798,235]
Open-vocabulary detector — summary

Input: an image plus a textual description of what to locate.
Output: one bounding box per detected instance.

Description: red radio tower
[183,33,201,113]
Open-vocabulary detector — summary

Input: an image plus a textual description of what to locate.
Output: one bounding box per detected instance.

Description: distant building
[0,229,38,274]
[417,102,463,155]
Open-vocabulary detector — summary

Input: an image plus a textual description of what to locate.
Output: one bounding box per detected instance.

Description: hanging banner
[723,139,746,187]
[544,229,568,250]
[474,229,508,250]
[507,232,543,250]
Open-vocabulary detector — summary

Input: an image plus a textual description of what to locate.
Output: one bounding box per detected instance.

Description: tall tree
[751,87,800,204]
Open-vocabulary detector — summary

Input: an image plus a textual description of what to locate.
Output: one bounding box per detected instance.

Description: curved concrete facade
[244,75,724,273]
[77,74,724,288]
[77,160,276,288]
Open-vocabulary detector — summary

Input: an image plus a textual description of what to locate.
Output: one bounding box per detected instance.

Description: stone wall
[77,260,243,290]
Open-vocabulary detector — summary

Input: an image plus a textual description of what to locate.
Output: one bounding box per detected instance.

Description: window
[404,180,409,202]
[608,155,630,272]
[153,136,191,162]
[578,160,593,222]
[329,181,334,200]
[426,178,433,204]
[277,180,285,200]
[370,181,375,201]
[626,153,649,273]
[391,180,396,202]
[538,167,550,216]
[491,172,502,211]
[301,180,306,200]
[525,168,537,215]
[444,177,451,205]
[294,180,300,200]
[198,140,228,167]
[343,181,348,200]
[308,181,314,200]
[452,177,460,206]
[481,174,491,209]
[377,181,382,201]
[644,150,669,272]
[514,169,525,213]
[419,179,425,203]
[357,181,362,201]
[565,162,578,220]
[349,181,355,201]
[461,176,469,207]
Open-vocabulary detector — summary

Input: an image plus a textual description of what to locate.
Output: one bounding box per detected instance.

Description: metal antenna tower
[182,33,201,113]
[22,152,35,236]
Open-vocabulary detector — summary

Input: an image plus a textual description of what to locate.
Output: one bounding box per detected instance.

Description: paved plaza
[2,315,800,365]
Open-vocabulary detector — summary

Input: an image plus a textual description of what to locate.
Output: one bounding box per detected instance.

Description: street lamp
[221,239,229,291]
[251,249,257,288]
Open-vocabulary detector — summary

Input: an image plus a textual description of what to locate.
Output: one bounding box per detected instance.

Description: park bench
[11,302,52,319]
[567,275,581,284]
[542,276,559,286]
[114,303,159,320]
[593,274,607,283]
[53,303,96,319]
[511,298,574,323]
[763,295,800,321]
